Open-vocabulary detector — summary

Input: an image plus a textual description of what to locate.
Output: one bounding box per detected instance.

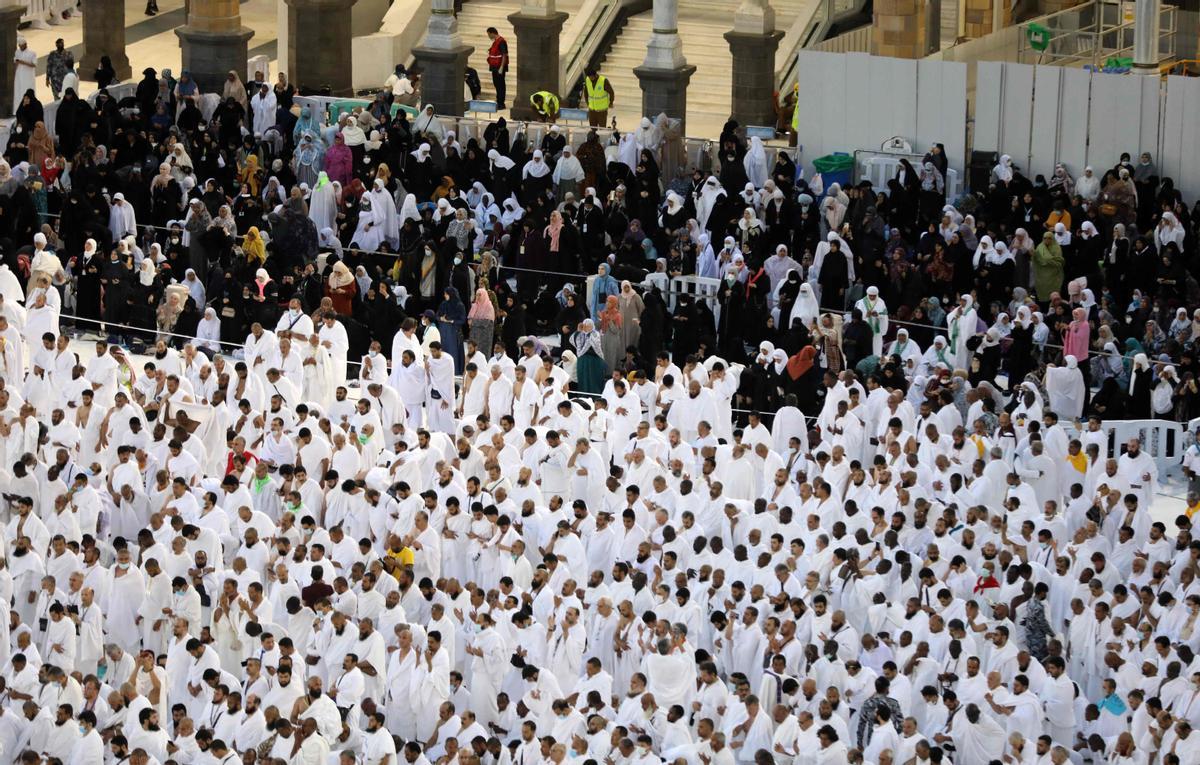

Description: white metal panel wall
[1160,76,1200,202]
[794,51,966,178]
[1030,66,1063,180]
[1057,68,1091,179]
[998,63,1034,174]
[973,61,1003,155]
[917,59,968,177]
[1087,74,1144,170]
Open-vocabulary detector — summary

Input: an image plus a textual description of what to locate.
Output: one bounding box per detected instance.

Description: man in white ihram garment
[642,637,696,710]
[853,286,889,357]
[12,38,34,107]
[425,342,456,432]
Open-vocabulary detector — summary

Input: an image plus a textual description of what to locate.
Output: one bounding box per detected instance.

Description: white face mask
[369,350,378,357]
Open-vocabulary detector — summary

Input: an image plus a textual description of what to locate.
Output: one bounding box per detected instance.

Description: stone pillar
[1133,0,1161,73]
[80,0,131,82]
[413,0,474,115]
[176,0,255,93]
[961,0,1010,37]
[0,4,20,116]
[634,0,696,132]
[725,0,783,128]
[872,0,926,58]
[508,0,568,120]
[283,0,357,95]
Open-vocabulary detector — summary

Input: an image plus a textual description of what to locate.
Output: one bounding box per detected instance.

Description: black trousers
[491,68,507,107]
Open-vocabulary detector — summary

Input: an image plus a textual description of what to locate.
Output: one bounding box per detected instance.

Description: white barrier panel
[972,62,1200,201]
[795,51,968,181]
[1066,418,1185,482]
[670,275,722,325]
[857,154,962,201]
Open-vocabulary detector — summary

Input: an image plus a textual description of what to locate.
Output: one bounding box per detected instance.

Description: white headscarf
[488,149,516,172]
[522,149,551,179]
[695,176,724,231]
[552,147,584,185]
[743,136,768,189]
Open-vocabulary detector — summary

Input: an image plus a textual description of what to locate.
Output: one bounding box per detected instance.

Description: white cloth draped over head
[618,132,638,171]
[695,176,724,231]
[810,231,855,289]
[993,154,1013,183]
[475,192,501,226]
[886,328,923,366]
[400,193,421,226]
[414,106,445,140]
[1046,355,1086,419]
[971,235,994,268]
[1054,221,1072,246]
[369,178,400,247]
[522,149,551,180]
[789,282,820,328]
[501,197,524,228]
[695,233,717,279]
[488,149,516,172]
[552,147,584,184]
[743,136,768,189]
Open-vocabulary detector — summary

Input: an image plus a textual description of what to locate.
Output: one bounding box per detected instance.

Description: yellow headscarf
[243,227,266,264]
[239,155,261,196]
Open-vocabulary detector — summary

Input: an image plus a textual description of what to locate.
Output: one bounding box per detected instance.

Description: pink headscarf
[468,288,495,321]
[1063,306,1090,360]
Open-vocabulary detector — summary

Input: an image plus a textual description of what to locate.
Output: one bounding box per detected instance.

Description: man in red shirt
[486,27,509,109]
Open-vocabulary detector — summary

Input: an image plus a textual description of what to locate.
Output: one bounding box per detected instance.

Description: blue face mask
[174,589,185,596]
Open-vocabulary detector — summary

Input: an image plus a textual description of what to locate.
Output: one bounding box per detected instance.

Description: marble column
[0,3,20,116]
[413,0,474,115]
[634,0,696,132]
[1133,0,1161,73]
[725,0,783,128]
[283,0,357,95]
[508,0,568,120]
[176,0,255,93]
[80,0,131,82]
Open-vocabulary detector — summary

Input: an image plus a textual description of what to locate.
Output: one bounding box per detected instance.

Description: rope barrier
[25,214,1170,368]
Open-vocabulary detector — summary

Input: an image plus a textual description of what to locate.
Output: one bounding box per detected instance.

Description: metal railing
[560,0,621,95]
[1016,0,1177,67]
[775,0,864,93]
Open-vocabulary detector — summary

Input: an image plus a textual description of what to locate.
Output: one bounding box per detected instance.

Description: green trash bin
[812,152,855,193]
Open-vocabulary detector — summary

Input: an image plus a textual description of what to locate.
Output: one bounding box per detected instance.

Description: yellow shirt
[386,546,415,570]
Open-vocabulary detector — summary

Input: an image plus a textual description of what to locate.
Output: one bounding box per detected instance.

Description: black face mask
[308,688,321,700]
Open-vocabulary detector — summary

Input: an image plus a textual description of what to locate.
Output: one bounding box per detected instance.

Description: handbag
[1099,202,1118,216]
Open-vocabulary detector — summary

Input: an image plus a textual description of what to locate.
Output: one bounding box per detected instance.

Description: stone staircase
[454,0,587,108]
[598,0,815,139]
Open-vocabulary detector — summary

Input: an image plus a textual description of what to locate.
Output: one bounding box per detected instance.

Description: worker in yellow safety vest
[530,91,559,122]
[583,67,615,128]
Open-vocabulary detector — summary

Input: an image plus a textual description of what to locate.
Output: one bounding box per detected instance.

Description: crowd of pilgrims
[0,67,1197,765]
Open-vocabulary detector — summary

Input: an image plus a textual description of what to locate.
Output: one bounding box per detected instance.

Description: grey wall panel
[1030,66,1063,180]
[842,52,875,161]
[917,59,968,176]
[795,50,828,174]
[974,61,1003,154]
[1138,74,1162,166]
[1057,68,1091,178]
[999,62,1034,174]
